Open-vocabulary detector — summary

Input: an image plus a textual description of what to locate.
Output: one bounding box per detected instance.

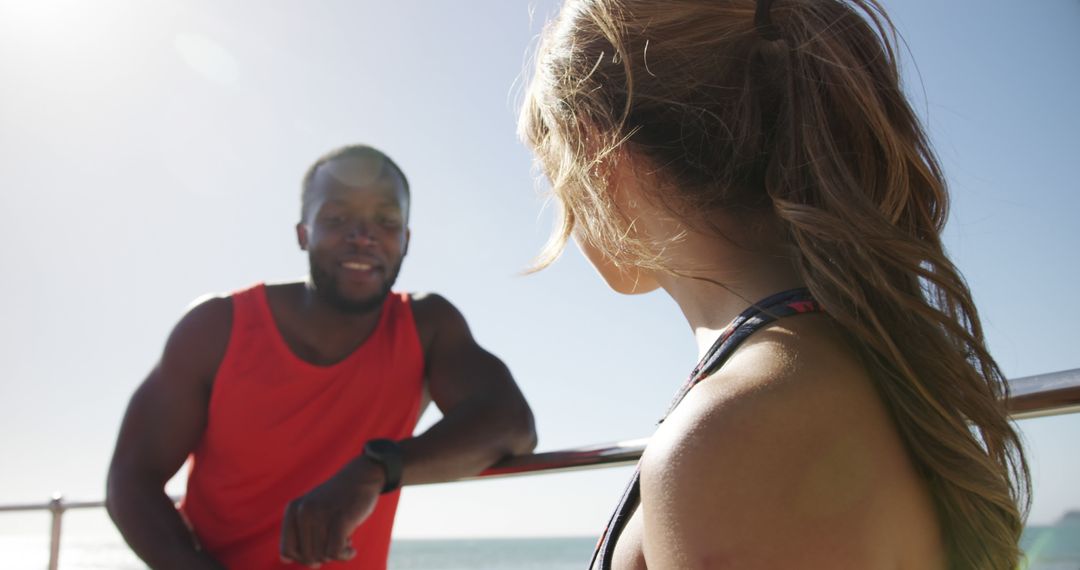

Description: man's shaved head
[300,144,410,221]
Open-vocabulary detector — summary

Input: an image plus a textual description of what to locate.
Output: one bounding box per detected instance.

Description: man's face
[297,155,410,314]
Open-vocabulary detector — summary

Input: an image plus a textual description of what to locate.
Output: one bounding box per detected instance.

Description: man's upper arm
[412,293,535,452]
[415,294,514,410]
[109,296,233,484]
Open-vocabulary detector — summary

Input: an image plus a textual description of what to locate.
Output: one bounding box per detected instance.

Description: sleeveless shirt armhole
[395,292,426,390]
[204,283,259,422]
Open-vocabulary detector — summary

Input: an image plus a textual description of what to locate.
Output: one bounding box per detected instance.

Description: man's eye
[377,215,401,228]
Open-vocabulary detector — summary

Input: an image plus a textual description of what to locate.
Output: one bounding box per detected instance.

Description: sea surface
[4,519,1080,570]
[0,535,598,570]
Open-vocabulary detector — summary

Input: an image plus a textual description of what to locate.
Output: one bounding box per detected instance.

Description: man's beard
[308,258,402,315]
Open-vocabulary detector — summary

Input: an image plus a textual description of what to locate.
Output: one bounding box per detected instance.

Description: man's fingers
[308,509,331,567]
[296,501,318,565]
[324,519,351,561]
[280,501,301,563]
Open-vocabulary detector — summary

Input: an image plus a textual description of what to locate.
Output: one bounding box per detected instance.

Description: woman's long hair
[519,1,1029,568]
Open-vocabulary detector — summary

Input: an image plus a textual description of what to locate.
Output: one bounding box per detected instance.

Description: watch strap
[363,439,403,494]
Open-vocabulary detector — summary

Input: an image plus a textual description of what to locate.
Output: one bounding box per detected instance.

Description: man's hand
[280,457,385,567]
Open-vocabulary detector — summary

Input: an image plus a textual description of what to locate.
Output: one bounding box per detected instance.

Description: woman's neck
[651,230,805,360]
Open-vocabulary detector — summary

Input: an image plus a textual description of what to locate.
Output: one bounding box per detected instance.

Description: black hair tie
[755,0,782,41]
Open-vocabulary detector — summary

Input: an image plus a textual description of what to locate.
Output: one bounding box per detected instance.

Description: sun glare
[0,0,90,37]
[173,33,239,85]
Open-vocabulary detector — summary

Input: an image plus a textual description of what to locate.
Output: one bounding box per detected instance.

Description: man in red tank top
[105,145,537,569]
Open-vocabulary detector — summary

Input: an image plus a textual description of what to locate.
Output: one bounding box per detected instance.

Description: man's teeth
[342,262,373,270]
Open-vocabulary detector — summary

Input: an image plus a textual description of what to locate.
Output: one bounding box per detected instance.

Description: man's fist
[279,457,386,567]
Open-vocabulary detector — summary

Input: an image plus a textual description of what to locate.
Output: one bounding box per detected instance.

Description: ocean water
[390,537,595,570]
[1021,513,1080,570]
[0,535,598,570]
[4,520,1079,569]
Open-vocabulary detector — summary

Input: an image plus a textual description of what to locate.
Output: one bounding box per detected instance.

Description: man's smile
[342,261,375,271]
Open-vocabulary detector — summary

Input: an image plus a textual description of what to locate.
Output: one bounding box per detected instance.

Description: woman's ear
[606,147,657,217]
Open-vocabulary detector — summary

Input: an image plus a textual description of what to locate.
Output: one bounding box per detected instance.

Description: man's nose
[346,222,376,245]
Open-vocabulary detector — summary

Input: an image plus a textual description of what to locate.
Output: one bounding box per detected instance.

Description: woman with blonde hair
[519,0,1029,568]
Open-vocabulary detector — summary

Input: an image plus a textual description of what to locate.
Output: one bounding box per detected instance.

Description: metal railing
[3,368,1078,570]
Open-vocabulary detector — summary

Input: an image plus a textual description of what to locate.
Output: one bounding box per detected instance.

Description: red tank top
[181,284,424,569]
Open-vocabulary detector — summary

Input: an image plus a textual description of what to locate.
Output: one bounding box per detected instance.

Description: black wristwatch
[362,439,403,494]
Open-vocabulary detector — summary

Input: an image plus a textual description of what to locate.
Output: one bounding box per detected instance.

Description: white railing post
[48,493,65,570]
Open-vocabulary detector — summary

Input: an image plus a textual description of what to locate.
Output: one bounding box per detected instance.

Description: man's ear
[402,228,411,257]
[296,222,309,250]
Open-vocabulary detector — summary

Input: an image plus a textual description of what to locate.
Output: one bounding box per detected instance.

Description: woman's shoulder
[652,315,880,449]
[637,315,944,568]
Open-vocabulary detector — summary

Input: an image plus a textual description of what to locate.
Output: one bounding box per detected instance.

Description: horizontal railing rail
[1002,368,1080,420]
[3,368,1078,569]
[470,367,1080,481]
[0,496,105,514]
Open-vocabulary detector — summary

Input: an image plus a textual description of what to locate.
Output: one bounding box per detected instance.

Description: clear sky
[0,0,1077,543]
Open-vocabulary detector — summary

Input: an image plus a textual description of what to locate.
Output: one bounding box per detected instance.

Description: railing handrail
[2,367,1078,570]
[468,367,1080,481]
[0,498,106,513]
[1002,368,1080,419]
[2,367,1077,511]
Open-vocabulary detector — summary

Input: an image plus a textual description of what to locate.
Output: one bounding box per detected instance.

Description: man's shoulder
[404,292,471,347]
[406,291,454,317]
[150,293,237,390]
[167,293,235,356]
[179,293,233,330]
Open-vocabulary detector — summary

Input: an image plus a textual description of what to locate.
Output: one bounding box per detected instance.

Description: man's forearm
[106,477,225,570]
[277,394,534,566]
[398,387,536,486]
